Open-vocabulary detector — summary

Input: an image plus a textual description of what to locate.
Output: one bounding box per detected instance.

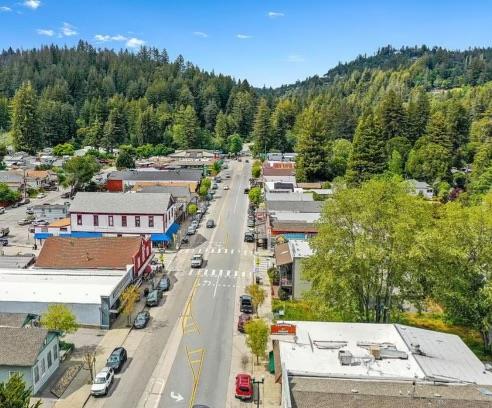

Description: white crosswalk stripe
[198,248,203,254]
[226,270,231,277]
[219,269,223,277]
[224,248,228,254]
[210,248,215,253]
[234,270,238,277]
[241,271,246,278]
[188,269,194,276]
[211,269,216,277]
[230,249,234,255]
[217,248,222,254]
[204,269,208,276]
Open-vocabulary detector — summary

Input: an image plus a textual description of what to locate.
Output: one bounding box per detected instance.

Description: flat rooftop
[279,321,492,385]
[0,268,127,304]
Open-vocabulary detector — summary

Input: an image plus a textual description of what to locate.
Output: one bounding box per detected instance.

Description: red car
[237,314,252,333]
[235,373,253,400]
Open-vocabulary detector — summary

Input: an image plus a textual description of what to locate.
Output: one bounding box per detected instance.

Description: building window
[53,344,58,360]
[122,216,127,227]
[135,216,141,227]
[108,215,114,227]
[77,214,82,225]
[34,366,39,383]
[148,216,154,228]
[93,215,99,226]
[47,351,52,368]
[40,359,46,376]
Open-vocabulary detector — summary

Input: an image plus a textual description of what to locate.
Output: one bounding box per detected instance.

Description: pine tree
[214,111,229,150]
[407,88,430,144]
[0,96,10,131]
[446,99,470,151]
[426,111,452,152]
[137,106,160,145]
[378,89,407,140]
[346,113,386,184]
[102,106,127,152]
[172,105,199,149]
[12,81,42,153]
[271,99,296,152]
[294,104,329,182]
[230,91,255,137]
[252,98,272,155]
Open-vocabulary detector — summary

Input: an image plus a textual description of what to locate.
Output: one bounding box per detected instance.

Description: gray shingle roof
[69,192,173,214]
[0,327,49,366]
[0,171,23,183]
[0,313,29,328]
[107,169,202,182]
[137,185,193,200]
[267,201,323,213]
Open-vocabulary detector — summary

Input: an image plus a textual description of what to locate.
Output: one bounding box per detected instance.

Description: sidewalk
[51,252,179,408]
[228,249,281,407]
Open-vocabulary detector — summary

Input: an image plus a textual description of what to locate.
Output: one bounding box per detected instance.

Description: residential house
[409,179,434,199]
[32,203,69,222]
[69,192,179,246]
[276,321,492,408]
[25,170,53,190]
[0,324,59,394]
[106,169,203,193]
[0,171,24,190]
[0,236,151,328]
[275,240,313,299]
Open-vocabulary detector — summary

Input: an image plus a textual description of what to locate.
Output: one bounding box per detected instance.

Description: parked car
[245,159,249,163]
[181,236,189,244]
[237,314,252,333]
[0,207,4,214]
[212,183,218,190]
[36,193,47,199]
[33,219,49,226]
[206,219,215,228]
[17,218,32,226]
[191,254,204,268]
[26,208,34,215]
[240,295,254,314]
[157,276,171,292]
[0,227,9,237]
[187,226,197,235]
[61,192,71,199]
[244,188,250,194]
[44,184,58,191]
[105,347,127,373]
[90,367,114,397]
[146,289,162,307]
[215,176,222,183]
[0,238,8,246]
[223,185,229,190]
[235,373,253,400]
[247,219,255,228]
[244,231,255,242]
[133,311,150,329]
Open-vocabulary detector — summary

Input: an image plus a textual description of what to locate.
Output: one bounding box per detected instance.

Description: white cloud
[268,11,284,18]
[23,0,40,9]
[236,34,252,39]
[287,54,305,63]
[126,37,145,48]
[94,34,111,42]
[111,34,127,41]
[37,28,54,36]
[0,6,12,12]
[61,22,77,37]
[95,34,130,42]
[193,31,208,38]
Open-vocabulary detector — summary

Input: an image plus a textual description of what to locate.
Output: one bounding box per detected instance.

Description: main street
[86,158,253,408]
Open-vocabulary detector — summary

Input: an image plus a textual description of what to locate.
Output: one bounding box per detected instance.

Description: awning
[34,232,53,240]
[70,231,103,238]
[166,222,180,235]
[151,233,171,242]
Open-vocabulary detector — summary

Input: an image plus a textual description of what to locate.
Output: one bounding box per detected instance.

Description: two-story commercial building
[69,192,179,246]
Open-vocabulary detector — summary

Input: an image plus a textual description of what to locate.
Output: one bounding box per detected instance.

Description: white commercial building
[0,268,132,328]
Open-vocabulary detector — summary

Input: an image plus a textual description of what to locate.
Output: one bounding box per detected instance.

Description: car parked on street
[133,311,150,329]
[187,226,197,235]
[191,254,203,268]
[0,227,9,237]
[0,238,8,246]
[181,236,189,244]
[146,289,162,307]
[237,314,252,333]
[157,276,171,292]
[235,373,253,400]
[240,295,254,314]
[19,198,30,205]
[247,219,255,228]
[0,207,5,214]
[244,231,255,242]
[223,185,229,190]
[106,347,127,373]
[91,367,114,397]
[17,218,32,226]
[206,219,215,228]
[36,193,47,199]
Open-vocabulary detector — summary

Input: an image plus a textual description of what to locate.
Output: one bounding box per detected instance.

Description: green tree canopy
[244,318,269,364]
[248,186,262,207]
[0,373,41,408]
[63,155,100,194]
[40,304,78,335]
[115,150,136,170]
[12,81,41,153]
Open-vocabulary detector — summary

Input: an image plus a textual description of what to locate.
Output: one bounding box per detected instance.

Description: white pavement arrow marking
[170,391,184,402]
[203,280,212,286]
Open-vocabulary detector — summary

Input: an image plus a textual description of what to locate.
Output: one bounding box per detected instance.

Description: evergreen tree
[115,150,136,170]
[214,111,229,149]
[426,111,452,152]
[252,98,272,155]
[0,96,10,131]
[378,89,407,140]
[12,82,42,153]
[446,99,470,151]
[203,99,219,131]
[406,88,430,144]
[294,104,329,182]
[39,99,76,146]
[172,105,199,149]
[346,113,386,184]
[406,142,450,183]
[103,106,127,151]
[271,99,296,151]
[230,91,255,137]
[137,106,160,145]
[387,150,404,175]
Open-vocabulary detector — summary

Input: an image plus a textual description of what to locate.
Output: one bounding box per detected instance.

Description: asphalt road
[85,158,253,408]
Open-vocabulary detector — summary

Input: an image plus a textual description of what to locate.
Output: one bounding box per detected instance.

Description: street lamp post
[252,375,265,407]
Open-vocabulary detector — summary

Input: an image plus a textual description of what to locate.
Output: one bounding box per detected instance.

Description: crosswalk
[180,247,254,256]
[182,268,254,280]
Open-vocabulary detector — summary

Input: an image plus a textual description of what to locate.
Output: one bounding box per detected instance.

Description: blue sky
[0,0,491,87]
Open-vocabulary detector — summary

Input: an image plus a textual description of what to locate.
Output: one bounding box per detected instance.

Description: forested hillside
[1,43,492,198]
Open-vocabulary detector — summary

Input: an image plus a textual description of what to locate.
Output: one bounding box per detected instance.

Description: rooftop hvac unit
[338,349,353,366]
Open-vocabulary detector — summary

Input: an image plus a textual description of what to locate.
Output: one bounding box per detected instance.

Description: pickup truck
[191,254,204,268]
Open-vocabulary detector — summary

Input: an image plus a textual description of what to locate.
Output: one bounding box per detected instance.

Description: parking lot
[0,189,69,255]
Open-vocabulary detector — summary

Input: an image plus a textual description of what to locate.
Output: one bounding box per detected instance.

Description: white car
[91,367,114,396]
[223,185,229,190]
[36,193,47,199]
